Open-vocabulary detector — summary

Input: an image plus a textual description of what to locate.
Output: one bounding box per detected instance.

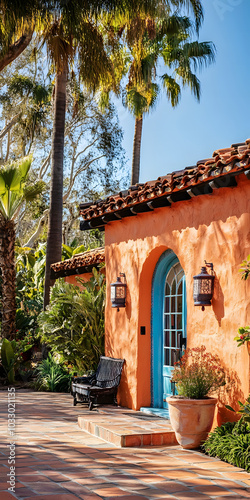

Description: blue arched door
[151,250,186,412]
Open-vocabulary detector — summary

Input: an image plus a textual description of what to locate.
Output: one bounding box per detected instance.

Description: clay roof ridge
[51,247,105,272]
[79,139,250,222]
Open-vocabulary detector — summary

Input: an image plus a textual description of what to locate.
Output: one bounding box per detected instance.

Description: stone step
[77,407,177,447]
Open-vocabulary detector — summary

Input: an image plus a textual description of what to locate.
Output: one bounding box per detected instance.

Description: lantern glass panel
[200,279,212,294]
[116,286,125,299]
[193,279,199,295]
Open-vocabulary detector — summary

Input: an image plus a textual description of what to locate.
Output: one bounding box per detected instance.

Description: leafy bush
[35,354,71,392]
[0,336,35,383]
[1,339,16,383]
[15,245,44,338]
[202,418,250,471]
[226,395,250,423]
[37,269,105,374]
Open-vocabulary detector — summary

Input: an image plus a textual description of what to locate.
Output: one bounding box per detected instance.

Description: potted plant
[167,345,226,449]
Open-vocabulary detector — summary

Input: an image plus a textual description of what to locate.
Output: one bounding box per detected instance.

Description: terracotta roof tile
[79,139,250,229]
[50,247,105,279]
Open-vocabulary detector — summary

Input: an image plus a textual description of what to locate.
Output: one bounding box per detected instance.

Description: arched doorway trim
[151,249,186,409]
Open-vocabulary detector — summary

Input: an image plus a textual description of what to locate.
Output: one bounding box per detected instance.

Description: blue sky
[116,0,250,184]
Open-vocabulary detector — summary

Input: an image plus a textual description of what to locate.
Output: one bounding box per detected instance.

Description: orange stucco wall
[65,273,93,288]
[104,174,250,424]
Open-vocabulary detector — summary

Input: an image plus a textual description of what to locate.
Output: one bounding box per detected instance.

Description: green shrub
[37,269,105,374]
[35,354,71,392]
[0,336,35,383]
[202,418,250,471]
[1,339,16,384]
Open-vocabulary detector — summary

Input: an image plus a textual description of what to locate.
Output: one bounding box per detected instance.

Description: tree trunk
[131,115,143,186]
[0,32,33,73]
[0,219,16,340]
[43,67,67,308]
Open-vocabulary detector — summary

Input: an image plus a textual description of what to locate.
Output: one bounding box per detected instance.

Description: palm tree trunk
[0,219,16,339]
[131,115,143,186]
[43,67,67,308]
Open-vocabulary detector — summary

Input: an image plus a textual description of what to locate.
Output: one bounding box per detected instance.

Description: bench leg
[73,396,77,406]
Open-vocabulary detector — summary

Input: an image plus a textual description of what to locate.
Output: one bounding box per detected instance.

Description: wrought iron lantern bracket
[193,261,215,311]
[110,272,127,311]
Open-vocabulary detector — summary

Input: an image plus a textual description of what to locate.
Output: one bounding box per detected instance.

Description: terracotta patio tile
[229,488,250,498]
[22,495,81,500]
[221,472,250,482]
[124,436,142,447]
[151,481,191,493]
[171,491,210,499]
[26,481,69,494]
[71,477,107,486]
[186,467,222,478]
[133,474,167,484]
[104,497,150,500]
[105,497,154,500]
[17,475,51,482]
[93,486,130,496]
[217,497,250,500]
[0,493,17,500]
[0,482,9,489]
[113,481,149,491]
[13,486,38,497]
[158,470,197,480]
[78,495,104,500]
[62,480,94,494]
[137,488,180,498]
[194,484,237,495]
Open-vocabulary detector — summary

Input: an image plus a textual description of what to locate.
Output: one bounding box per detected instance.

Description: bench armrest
[72,374,96,385]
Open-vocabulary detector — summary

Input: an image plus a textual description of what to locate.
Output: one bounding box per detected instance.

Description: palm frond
[161,73,181,106]
[173,0,204,32]
[23,180,46,202]
[181,41,216,71]
[78,20,115,92]
[175,66,201,100]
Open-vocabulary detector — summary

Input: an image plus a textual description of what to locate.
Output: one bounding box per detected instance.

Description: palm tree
[0,158,44,339]
[43,1,168,307]
[42,14,119,306]
[123,13,215,185]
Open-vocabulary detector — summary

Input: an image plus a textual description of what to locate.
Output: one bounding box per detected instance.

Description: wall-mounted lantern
[193,261,215,311]
[110,273,127,311]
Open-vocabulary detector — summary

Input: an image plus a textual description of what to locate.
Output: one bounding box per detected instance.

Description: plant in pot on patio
[167,345,226,450]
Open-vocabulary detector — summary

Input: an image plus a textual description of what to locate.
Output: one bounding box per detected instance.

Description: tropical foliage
[35,353,71,392]
[0,157,44,339]
[202,412,250,471]
[37,269,105,374]
[0,336,34,383]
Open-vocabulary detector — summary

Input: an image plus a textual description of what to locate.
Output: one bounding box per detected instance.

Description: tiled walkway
[0,390,249,500]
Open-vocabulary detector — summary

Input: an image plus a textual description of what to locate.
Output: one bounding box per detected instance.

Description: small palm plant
[35,353,71,392]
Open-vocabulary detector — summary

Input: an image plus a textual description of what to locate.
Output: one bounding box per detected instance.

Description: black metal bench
[71,356,125,410]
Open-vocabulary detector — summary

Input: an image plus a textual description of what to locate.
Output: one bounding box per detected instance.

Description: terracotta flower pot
[166,396,217,449]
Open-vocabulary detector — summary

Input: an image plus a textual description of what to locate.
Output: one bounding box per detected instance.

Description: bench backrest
[95,356,124,389]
